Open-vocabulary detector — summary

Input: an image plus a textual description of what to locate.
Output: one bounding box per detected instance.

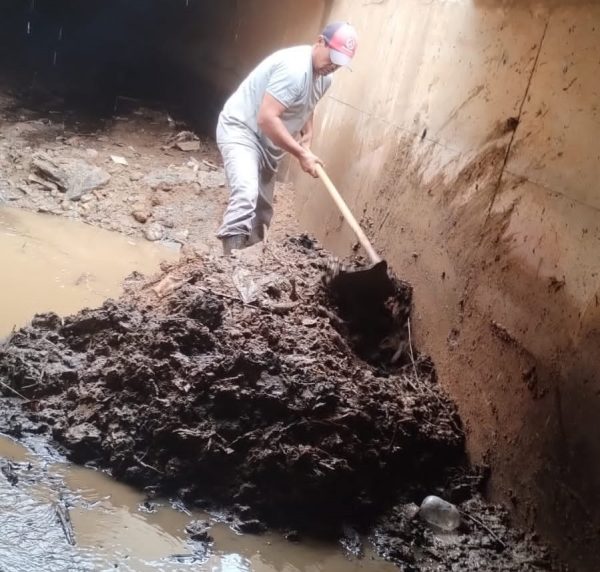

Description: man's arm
[257,94,322,177]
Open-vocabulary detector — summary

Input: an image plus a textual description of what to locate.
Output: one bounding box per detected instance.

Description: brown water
[0,206,179,338]
[0,207,398,571]
[0,435,397,571]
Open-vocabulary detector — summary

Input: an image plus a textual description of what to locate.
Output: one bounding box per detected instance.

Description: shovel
[315,164,396,306]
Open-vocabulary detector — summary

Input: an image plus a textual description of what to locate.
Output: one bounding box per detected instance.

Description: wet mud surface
[0,237,562,570]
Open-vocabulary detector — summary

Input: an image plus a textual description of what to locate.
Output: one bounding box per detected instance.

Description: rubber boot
[221,234,247,256]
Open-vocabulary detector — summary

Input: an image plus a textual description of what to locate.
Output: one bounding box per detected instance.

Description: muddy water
[0,206,179,338]
[0,207,397,570]
[0,435,397,571]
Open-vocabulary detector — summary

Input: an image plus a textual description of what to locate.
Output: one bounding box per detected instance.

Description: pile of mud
[0,237,462,525]
[0,236,560,569]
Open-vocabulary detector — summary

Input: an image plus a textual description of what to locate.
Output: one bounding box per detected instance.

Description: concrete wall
[288,1,600,570]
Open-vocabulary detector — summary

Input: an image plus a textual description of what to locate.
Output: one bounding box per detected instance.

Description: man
[216,21,358,254]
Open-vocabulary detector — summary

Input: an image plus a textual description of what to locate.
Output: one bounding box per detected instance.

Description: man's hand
[299,149,323,178]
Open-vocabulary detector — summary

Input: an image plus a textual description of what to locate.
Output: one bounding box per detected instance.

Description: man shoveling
[216,21,358,255]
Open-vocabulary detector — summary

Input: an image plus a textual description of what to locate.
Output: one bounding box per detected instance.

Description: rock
[61,423,102,463]
[28,173,58,192]
[187,158,200,171]
[236,519,267,535]
[139,500,157,513]
[235,505,254,518]
[185,520,213,543]
[172,229,190,243]
[175,141,200,152]
[144,222,165,241]
[143,167,196,189]
[2,188,21,201]
[196,169,226,189]
[110,155,128,165]
[166,130,201,151]
[30,312,62,330]
[132,209,151,224]
[80,194,94,204]
[31,153,111,201]
[285,530,301,542]
[401,502,421,520]
[340,525,364,558]
[129,171,144,182]
[85,148,99,159]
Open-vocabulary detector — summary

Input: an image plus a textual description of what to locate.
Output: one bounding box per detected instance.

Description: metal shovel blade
[328,260,396,307]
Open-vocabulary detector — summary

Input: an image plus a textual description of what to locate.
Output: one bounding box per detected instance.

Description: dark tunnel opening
[0,0,232,135]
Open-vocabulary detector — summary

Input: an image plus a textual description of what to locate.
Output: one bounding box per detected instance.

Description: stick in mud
[0,379,29,401]
[461,510,507,550]
[55,501,76,546]
[134,454,164,475]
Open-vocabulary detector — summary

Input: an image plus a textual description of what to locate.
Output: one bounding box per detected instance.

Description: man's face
[313,37,341,76]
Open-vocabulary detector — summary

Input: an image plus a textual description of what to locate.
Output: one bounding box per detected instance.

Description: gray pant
[216,126,276,244]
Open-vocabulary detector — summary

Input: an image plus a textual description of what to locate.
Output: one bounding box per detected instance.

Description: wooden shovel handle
[316,164,381,265]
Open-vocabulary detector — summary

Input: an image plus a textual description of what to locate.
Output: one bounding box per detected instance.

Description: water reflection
[0,435,398,571]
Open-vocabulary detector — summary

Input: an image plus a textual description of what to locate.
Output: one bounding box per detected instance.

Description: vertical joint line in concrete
[484,19,550,225]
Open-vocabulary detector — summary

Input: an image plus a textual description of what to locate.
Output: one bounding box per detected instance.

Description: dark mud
[373,466,559,571]
[0,236,561,570]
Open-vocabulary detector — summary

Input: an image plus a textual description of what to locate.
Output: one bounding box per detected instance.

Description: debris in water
[186,520,213,543]
[55,499,76,546]
[1,460,18,486]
